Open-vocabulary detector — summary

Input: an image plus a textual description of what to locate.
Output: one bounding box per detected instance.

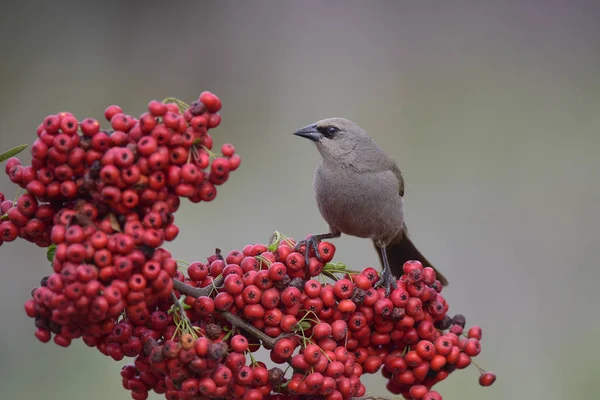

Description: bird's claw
[374,267,397,297]
[294,235,322,272]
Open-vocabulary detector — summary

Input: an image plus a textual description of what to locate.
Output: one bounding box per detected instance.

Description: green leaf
[46,244,57,263]
[0,144,28,163]
[323,262,348,270]
[267,242,278,252]
[297,321,311,330]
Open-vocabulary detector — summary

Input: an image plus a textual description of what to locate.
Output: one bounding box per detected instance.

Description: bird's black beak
[293,124,322,142]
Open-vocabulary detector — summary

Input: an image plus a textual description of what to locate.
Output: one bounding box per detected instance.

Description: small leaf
[297,321,311,330]
[108,213,121,232]
[323,262,347,271]
[0,144,28,163]
[46,244,57,263]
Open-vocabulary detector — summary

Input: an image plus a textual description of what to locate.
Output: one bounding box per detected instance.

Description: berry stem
[267,230,296,251]
[162,97,190,113]
[170,292,186,325]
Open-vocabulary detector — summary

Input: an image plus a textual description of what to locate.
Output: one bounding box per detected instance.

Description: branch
[220,309,293,350]
[173,276,224,298]
[172,278,292,349]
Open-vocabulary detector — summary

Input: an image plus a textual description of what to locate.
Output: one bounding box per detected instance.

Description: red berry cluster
[115,236,495,400]
[6,92,240,347]
[0,91,495,400]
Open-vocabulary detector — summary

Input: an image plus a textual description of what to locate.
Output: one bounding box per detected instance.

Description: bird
[293,117,448,294]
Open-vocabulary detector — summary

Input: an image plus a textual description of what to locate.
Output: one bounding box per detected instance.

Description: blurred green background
[1,1,599,399]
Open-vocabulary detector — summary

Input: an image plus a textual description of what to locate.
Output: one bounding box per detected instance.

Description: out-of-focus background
[1,1,598,399]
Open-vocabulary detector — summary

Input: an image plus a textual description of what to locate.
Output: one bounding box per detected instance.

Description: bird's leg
[294,231,341,270]
[374,246,398,296]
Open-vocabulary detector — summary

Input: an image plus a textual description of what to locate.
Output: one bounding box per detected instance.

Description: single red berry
[408,385,429,399]
[229,334,248,353]
[331,320,348,341]
[374,297,394,318]
[285,251,305,272]
[333,278,354,299]
[0,221,18,242]
[434,335,453,356]
[80,118,100,136]
[60,115,79,135]
[34,328,52,343]
[43,114,61,133]
[304,371,325,393]
[199,91,221,113]
[464,338,481,357]
[455,352,472,369]
[272,337,296,360]
[207,113,221,129]
[104,105,123,121]
[148,100,167,116]
[228,154,241,171]
[214,291,233,311]
[194,376,216,396]
[479,371,497,386]
[221,143,235,157]
[223,274,244,295]
[198,180,216,201]
[468,325,483,340]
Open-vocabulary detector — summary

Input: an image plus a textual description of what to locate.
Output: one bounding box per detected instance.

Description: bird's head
[293,117,372,161]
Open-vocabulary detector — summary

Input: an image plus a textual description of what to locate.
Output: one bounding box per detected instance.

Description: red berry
[333,278,354,299]
[60,115,79,135]
[148,100,167,116]
[479,371,497,386]
[331,320,348,341]
[455,352,472,369]
[423,390,442,400]
[198,180,216,201]
[228,154,241,171]
[104,105,123,121]
[468,325,483,340]
[221,143,235,157]
[199,91,221,113]
[214,292,233,311]
[464,338,481,357]
[207,113,221,128]
[0,221,18,242]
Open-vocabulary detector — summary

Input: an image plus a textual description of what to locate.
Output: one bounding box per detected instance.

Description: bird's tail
[374,233,449,287]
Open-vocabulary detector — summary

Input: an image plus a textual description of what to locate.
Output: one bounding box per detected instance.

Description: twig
[173,276,224,298]
[170,291,186,323]
[172,277,291,349]
[220,310,292,350]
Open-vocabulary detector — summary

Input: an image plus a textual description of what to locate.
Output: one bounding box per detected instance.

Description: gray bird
[293,117,448,294]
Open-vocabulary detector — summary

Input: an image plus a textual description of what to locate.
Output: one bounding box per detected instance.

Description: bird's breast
[313,163,404,242]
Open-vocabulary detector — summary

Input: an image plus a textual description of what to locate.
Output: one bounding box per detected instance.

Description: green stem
[162,97,190,113]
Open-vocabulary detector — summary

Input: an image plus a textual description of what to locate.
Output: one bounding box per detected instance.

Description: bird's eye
[325,126,339,137]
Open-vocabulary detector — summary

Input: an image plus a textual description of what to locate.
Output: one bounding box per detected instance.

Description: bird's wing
[391,163,404,197]
[348,155,404,197]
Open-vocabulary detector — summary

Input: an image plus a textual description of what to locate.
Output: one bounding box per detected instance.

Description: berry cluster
[0,91,495,400]
[114,235,495,400]
[4,92,239,348]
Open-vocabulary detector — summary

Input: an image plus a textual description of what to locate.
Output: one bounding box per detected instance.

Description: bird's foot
[374,267,397,297]
[294,234,322,273]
